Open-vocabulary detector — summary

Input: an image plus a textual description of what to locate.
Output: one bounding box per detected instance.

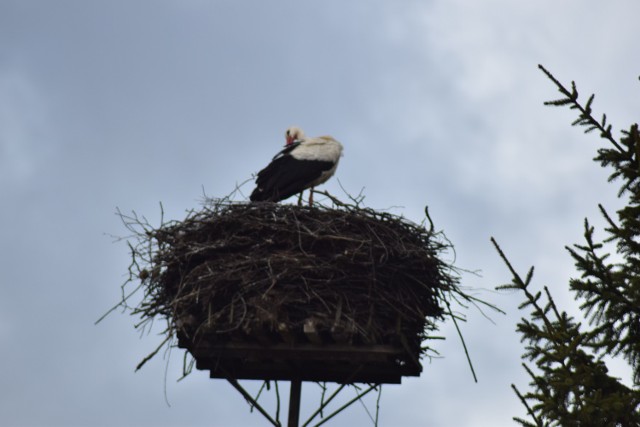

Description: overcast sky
[2,1,640,426]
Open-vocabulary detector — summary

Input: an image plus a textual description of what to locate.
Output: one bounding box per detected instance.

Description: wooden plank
[242,321,272,346]
[186,341,407,363]
[303,318,323,345]
[180,334,424,384]
[330,320,355,344]
[277,322,295,345]
[195,358,419,384]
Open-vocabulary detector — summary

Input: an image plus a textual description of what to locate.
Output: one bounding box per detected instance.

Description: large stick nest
[114,194,470,378]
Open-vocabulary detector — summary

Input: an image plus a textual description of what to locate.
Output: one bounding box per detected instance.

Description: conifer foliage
[493,65,640,426]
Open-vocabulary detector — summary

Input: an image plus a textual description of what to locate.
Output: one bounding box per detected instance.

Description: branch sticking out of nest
[105,192,498,381]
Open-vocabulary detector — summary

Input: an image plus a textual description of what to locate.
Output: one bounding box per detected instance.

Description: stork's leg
[308,187,315,206]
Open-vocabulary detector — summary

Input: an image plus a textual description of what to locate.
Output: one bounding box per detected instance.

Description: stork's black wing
[250,154,334,202]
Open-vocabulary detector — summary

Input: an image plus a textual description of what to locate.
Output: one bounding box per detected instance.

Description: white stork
[250,126,343,205]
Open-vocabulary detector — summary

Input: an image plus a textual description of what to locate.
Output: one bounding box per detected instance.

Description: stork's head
[285,126,305,145]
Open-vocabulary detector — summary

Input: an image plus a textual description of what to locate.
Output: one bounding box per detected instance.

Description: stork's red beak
[286,135,294,145]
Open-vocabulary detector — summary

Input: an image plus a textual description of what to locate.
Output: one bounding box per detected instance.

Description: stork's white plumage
[250,126,343,205]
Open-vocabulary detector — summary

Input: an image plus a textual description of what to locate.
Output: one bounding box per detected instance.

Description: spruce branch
[538,64,624,153]
[495,236,640,425]
[500,66,640,425]
[512,382,546,427]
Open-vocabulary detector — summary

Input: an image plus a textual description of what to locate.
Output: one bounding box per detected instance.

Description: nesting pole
[288,379,302,427]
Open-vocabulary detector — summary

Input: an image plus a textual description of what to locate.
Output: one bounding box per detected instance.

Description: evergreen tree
[493,65,640,426]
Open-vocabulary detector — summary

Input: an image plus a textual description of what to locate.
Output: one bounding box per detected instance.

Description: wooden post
[288,379,302,427]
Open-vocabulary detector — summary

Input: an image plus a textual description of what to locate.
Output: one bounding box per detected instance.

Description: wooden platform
[177,333,422,384]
